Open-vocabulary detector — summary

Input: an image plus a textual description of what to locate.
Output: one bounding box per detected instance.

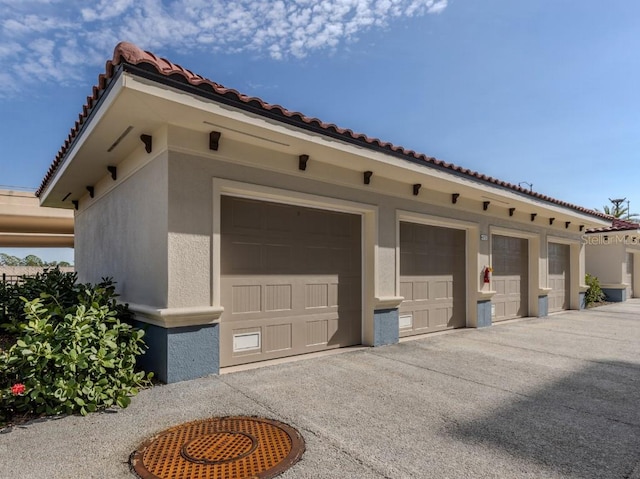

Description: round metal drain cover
[131,416,305,479]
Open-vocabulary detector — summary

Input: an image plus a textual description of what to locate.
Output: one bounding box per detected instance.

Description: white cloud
[81,0,136,22]
[0,0,448,97]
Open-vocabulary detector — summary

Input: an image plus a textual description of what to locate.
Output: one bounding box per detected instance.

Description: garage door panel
[400,306,461,332]
[264,284,292,312]
[431,280,450,300]
[508,278,520,294]
[413,310,429,331]
[414,280,429,300]
[492,235,528,321]
[225,198,263,230]
[232,284,262,314]
[548,243,570,312]
[226,275,354,318]
[303,209,330,234]
[305,283,329,309]
[505,301,519,318]
[221,196,361,367]
[400,281,413,301]
[264,323,292,352]
[265,204,294,232]
[329,214,355,237]
[399,222,466,337]
[264,244,292,270]
[307,319,329,346]
[227,242,261,272]
[222,307,355,364]
[432,307,449,328]
[329,247,357,272]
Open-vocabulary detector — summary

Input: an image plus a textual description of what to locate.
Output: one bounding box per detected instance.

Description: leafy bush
[0,269,150,425]
[1,268,131,333]
[584,273,605,307]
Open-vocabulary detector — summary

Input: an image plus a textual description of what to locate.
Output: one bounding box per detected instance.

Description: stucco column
[371,203,401,346]
[572,242,587,309]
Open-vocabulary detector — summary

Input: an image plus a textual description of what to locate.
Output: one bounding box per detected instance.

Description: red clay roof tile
[35,42,611,222]
[586,217,640,233]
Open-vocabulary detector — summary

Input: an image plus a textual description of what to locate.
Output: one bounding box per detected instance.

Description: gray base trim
[602,288,626,302]
[579,292,586,310]
[538,295,548,317]
[373,308,399,346]
[133,320,219,383]
[477,300,492,328]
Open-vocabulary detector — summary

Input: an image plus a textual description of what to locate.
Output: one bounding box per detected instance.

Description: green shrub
[0,269,150,425]
[1,268,131,334]
[584,273,605,307]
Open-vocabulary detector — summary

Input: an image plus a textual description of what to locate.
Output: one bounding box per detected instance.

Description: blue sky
[1,0,639,262]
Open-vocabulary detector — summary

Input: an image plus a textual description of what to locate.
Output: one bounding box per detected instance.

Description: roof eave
[122,63,610,223]
[37,66,126,203]
[35,42,611,223]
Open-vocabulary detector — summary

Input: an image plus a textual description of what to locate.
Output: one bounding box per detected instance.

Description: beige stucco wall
[585,231,640,293]
[75,153,169,307]
[66,119,595,334]
[165,129,587,323]
[585,238,625,284]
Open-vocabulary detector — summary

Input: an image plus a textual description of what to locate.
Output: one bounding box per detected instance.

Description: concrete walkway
[2,301,640,479]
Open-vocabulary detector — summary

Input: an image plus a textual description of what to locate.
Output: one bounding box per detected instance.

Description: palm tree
[598,198,640,222]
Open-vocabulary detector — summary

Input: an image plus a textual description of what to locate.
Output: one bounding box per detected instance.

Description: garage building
[585,220,640,302]
[37,43,610,382]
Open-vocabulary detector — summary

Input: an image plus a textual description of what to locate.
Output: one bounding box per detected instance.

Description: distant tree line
[0,253,72,267]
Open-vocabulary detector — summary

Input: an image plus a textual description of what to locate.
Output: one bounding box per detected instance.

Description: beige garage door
[492,235,528,321]
[399,222,466,337]
[626,253,634,299]
[548,242,570,312]
[220,196,361,367]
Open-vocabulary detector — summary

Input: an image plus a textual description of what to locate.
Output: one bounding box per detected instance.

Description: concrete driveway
[2,300,640,479]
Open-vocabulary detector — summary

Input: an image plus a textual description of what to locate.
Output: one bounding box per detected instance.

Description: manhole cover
[131,416,305,479]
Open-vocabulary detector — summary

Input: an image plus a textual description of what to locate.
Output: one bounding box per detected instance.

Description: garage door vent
[233,332,261,352]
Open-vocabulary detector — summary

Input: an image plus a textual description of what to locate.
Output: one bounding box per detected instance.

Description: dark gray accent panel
[603,288,626,303]
[133,320,168,381]
[477,300,492,328]
[579,292,586,310]
[132,320,220,383]
[538,295,548,317]
[373,308,399,346]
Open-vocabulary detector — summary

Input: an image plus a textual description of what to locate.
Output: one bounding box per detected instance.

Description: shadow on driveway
[447,359,640,479]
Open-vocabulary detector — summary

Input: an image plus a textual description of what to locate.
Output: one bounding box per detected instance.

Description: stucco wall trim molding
[477,290,497,301]
[375,296,405,309]
[599,283,627,290]
[547,235,581,245]
[128,303,223,328]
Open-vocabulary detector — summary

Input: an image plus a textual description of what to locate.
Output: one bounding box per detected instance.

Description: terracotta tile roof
[35,42,610,221]
[586,217,640,233]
